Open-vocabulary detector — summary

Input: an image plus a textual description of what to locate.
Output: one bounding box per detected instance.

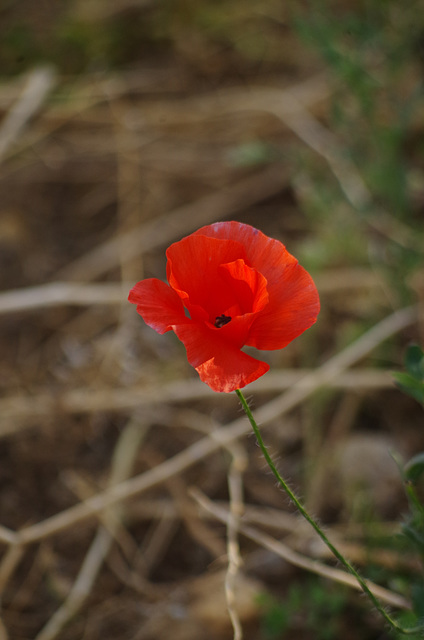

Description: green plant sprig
[235,388,424,636]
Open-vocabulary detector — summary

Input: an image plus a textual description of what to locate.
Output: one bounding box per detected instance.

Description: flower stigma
[214,314,232,328]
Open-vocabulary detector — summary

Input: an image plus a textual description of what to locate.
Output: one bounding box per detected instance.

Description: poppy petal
[128,279,186,334]
[173,322,269,392]
[218,259,269,315]
[166,235,246,323]
[193,221,299,285]
[194,222,319,350]
[247,262,320,349]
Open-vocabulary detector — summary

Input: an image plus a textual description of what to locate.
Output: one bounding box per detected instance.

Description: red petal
[219,259,269,315]
[207,259,269,347]
[193,221,298,285]
[173,322,269,392]
[166,234,246,323]
[128,279,186,334]
[194,222,320,350]
[247,263,320,349]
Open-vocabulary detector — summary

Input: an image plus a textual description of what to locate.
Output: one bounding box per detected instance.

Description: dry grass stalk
[34,417,149,640]
[279,102,420,251]
[0,268,385,316]
[56,164,290,282]
[224,441,247,640]
[0,283,125,315]
[0,67,56,162]
[190,489,411,611]
[0,369,395,439]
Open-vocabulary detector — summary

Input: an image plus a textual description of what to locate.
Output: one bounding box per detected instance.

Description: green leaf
[392,372,424,405]
[405,345,424,381]
[404,453,424,483]
[402,522,424,552]
[411,582,424,619]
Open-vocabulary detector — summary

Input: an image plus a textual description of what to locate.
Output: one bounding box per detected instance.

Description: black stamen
[215,314,232,328]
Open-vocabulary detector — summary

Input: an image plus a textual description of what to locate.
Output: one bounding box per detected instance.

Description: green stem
[235,388,423,636]
[405,482,424,519]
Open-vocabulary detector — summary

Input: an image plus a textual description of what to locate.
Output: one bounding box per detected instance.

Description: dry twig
[191,489,411,611]
[34,417,149,640]
[0,369,395,439]
[279,103,420,251]
[0,283,125,315]
[0,67,56,162]
[56,165,290,282]
[0,268,385,316]
[224,442,247,640]
[181,411,248,640]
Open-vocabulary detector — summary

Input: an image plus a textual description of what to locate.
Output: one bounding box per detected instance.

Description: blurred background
[0,1,424,638]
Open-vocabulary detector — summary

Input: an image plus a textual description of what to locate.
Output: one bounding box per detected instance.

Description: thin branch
[0,67,56,162]
[0,283,125,315]
[56,165,289,281]
[280,104,420,251]
[190,488,411,611]
[175,410,247,639]
[34,417,148,640]
[225,444,246,640]
[0,268,384,315]
[0,370,396,439]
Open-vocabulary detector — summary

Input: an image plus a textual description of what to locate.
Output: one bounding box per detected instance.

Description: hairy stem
[236,388,422,636]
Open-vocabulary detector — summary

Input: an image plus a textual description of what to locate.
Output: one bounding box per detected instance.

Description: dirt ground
[0,2,424,639]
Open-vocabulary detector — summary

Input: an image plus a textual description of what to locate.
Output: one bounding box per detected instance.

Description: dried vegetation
[0,1,424,638]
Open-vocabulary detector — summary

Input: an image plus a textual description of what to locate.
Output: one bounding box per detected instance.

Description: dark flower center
[215,314,232,328]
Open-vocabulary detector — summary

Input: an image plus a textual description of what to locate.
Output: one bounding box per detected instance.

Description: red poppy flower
[129,221,320,393]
